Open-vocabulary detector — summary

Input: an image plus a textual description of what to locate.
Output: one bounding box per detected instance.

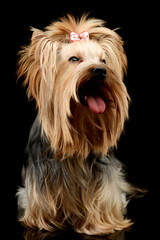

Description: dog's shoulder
[25,117,53,165]
[23,117,55,188]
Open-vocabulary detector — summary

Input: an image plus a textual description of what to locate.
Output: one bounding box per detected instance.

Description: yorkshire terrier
[17,14,136,235]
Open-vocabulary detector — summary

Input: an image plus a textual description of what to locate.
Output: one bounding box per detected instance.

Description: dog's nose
[92,67,107,81]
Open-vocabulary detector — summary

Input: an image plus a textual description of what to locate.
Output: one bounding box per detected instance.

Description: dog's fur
[17,14,135,235]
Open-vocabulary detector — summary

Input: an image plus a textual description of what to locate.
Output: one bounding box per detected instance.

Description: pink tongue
[87,96,106,114]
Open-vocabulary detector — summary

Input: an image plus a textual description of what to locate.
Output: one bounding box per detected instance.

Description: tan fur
[17,156,134,234]
[18,14,129,159]
[17,14,134,235]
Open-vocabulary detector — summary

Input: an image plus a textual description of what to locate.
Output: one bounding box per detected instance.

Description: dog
[17,14,136,235]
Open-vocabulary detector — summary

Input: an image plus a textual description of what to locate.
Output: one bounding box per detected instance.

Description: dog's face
[57,40,108,114]
[18,15,129,159]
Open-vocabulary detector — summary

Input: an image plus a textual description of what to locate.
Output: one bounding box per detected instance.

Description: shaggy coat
[17,14,135,235]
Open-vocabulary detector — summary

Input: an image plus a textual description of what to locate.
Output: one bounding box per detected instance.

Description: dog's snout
[92,67,107,81]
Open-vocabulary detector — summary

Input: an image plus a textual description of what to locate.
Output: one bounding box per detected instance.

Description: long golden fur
[17,14,135,235]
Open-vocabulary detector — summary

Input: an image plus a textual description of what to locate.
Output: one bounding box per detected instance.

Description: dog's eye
[69,56,80,62]
[100,59,106,64]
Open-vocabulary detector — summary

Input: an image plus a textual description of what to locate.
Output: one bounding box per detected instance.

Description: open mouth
[78,80,112,114]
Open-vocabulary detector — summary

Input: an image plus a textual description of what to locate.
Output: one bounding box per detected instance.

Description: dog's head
[18,14,129,159]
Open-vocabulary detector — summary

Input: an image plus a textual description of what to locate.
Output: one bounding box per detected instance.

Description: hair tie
[70,31,89,42]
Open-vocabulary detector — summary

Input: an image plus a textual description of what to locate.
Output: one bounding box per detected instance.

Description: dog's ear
[17,28,59,110]
[98,29,127,81]
[31,28,46,41]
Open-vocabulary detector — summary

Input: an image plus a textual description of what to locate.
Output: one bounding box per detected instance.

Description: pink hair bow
[70,31,89,42]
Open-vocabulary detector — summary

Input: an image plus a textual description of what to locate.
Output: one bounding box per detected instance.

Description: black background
[2,1,158,239]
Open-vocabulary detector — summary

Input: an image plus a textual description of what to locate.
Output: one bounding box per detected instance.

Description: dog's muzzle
[78,67,111,114]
